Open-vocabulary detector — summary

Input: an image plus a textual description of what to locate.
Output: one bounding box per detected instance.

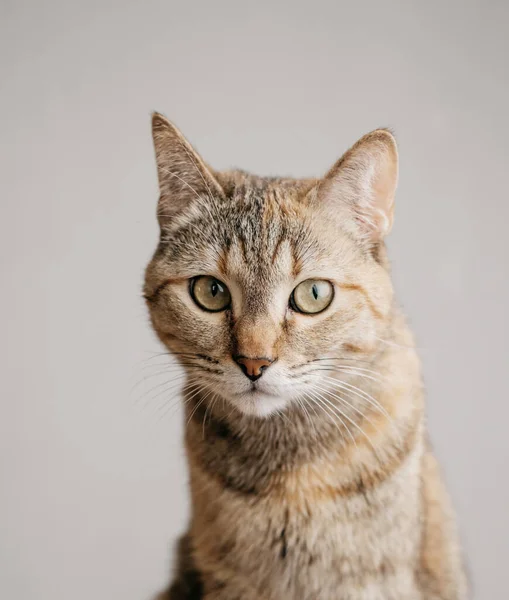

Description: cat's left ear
[316,129,398,242]
[151,113,224,228]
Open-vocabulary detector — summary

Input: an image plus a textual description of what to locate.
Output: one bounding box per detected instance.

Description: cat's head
[144,114,398,418]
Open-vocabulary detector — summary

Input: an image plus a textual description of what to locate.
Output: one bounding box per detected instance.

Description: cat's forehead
[160,173,356,286]
[165,176,306,255]
[224,178,303,244]
[219,177,320,274]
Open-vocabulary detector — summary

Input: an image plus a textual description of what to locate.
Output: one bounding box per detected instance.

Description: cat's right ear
[312,129,398,245]
[151,113,223,228]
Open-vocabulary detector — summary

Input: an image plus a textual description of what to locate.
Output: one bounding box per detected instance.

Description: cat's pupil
[211,281,218,297]
[312,284,318,300]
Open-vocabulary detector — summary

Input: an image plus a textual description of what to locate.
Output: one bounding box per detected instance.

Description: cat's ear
[151,113,223,228]
[316,129,398,242]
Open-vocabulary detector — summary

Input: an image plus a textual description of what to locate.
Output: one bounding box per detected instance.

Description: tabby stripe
[338,282,384,320]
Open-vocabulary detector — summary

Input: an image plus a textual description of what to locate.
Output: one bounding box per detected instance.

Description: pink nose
[234,356,273,381]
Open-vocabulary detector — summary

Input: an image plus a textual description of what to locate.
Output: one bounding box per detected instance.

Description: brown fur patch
[275,420,419,507]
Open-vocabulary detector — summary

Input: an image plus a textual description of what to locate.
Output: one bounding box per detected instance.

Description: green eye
[190,276,231,312]
[290,279,334,314]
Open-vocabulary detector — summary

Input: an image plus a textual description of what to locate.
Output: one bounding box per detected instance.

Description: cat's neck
[184,314,423,498]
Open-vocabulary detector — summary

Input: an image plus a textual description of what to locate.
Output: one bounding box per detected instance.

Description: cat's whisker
[305,391,348,444]
[155,396,184,421]
[308,388,358,448]
[202,392,220,440]
[304,366,385,385]
[296,393,317,437]
[151,375,204,409]
[308,380,384,442]
[131,364,200,392]
[302,391,322,426]
[292,357,374,375]
[310,361,385,379]
[135,375,189,408]
[320,375,390,419]
[312,374,392,423]
[130,368,181,395]
[308,356,373,364]
[139,356,205,367]
[152,379,203,417]
[311,368,385,388]
[166,384,206,425]
[138,358,180,367]
[157,395,186,423]
[162,380,209,422]
[142,362,224,379]
[186,383,216,427]
[303,370,387,413]
[146,350,220,362]
[138,350,173,363]
[274,404,293,426]
[136,365,208,392]
[337,368,385,383]
[316,387,380,458]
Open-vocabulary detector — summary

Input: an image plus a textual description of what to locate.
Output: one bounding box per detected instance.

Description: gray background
[1,1,507,598]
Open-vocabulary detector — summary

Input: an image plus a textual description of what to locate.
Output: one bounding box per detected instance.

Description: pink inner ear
[316,129,398,243]
[355,142,398,241]
[372,154,397,238]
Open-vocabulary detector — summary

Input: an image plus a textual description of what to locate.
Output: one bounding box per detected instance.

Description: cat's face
[145,115,398,417]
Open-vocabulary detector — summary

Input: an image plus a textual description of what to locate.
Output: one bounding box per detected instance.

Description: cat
[144,113,468,600]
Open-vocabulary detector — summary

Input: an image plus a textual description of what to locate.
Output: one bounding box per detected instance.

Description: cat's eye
[190,276,231,312]
[290,279,334,314]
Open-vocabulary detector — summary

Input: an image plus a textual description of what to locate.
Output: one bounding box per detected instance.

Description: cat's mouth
[235,384,278,398]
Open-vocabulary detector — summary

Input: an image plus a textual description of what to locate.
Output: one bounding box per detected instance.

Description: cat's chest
[192,442,423,599]
[236,488,421,599]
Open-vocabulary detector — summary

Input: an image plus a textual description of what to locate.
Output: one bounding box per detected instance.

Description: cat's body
[145,115,468,599]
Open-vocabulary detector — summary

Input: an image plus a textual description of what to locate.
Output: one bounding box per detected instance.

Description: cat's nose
[233,356,273,382]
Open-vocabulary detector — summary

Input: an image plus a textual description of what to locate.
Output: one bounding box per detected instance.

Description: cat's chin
[229,391,290,418]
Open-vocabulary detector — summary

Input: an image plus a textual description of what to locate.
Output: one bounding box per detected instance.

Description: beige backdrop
[1,1,508,598]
